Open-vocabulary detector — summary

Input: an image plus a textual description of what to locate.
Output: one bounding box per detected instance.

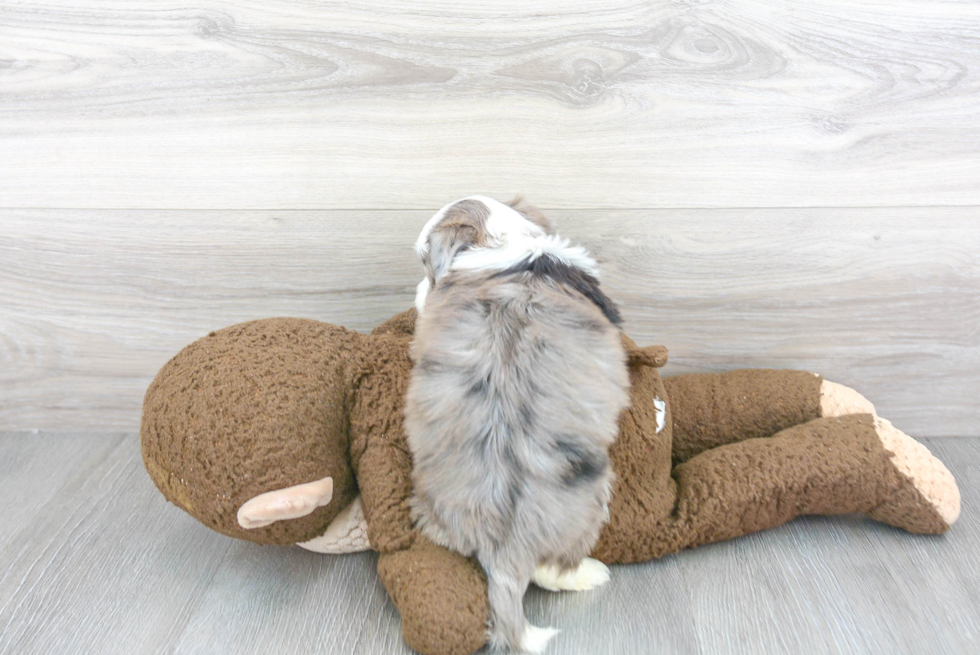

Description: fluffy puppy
[405,196,629,653]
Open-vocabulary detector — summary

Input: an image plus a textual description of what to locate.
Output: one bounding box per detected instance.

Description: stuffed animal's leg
[594,414,959,564]
[866,416,960,531]
[669,414,959,550]
[665,369,875,464]
[376,537,489,655]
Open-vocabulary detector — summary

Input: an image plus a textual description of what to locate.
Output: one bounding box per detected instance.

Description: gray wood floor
[0,432,976,655]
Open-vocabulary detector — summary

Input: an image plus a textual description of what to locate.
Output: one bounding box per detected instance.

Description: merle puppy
[405,196,629,653]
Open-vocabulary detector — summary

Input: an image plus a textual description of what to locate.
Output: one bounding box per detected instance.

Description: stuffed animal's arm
[353,436,490,655]
[371,308,418,337]
[347,337,491,655]
[377,538,489,655]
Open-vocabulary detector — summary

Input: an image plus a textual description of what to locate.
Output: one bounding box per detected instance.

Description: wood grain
[0,433,122,552]
[0,433,235,654]
[0,1,978,209]
[676,436,980,655]
[2,206,977,435]
[0,433,976,654]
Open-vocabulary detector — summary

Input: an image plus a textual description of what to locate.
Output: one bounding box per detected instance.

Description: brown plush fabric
[869,469,951,534]
[597,413,929,563]
[377,539,489,655]
[664,414,896,554]
[141,318,361,545]
[665,369,823,465]
[141,310,958,655]
[372,308,419,337]
[346,333,418,553]
[592,336,676,563]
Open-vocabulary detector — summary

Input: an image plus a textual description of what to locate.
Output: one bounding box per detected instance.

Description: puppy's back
[406,265,629,559]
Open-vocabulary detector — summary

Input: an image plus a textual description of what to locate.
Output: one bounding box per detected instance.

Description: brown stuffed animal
[141,309,960,655]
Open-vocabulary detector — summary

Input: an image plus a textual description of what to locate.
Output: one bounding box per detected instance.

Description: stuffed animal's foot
[297,496,371,554]
[868,417,961,533]
[820,379,876,417]
[532,558,610,592]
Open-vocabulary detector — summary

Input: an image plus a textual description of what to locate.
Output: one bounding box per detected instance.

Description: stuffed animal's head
[141,317,365,545]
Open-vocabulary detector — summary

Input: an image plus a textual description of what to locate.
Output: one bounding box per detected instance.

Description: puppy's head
[415,196,553,312]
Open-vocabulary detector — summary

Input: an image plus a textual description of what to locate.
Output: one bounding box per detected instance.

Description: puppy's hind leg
[533,506,611,593]
[482,548,558,653]
[533,558,610,592]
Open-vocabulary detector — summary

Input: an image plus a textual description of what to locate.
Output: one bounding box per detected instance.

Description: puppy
[404,196,629,653]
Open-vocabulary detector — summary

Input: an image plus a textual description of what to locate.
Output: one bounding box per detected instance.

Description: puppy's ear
[425,199,489,283]
[508,195,555,235]
[426,220,480,283]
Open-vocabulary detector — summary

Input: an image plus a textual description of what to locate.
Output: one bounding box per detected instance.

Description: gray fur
[405,204,629,651]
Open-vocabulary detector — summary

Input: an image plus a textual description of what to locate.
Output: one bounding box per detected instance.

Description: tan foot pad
[820,379,876,418]
[298,496,371,554]
[869,417,961,533]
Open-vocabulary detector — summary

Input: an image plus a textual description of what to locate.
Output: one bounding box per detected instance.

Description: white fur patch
[452,233,598,279]
[653,396,666,434]
[520,625,560,654]
[414,277,430,313]
[414,196,599,313]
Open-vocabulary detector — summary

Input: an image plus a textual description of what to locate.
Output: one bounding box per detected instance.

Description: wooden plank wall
[1,1,978,435]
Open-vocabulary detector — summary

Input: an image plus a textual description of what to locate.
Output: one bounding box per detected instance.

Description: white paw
[533,557,610,592]
[520,625,559,654]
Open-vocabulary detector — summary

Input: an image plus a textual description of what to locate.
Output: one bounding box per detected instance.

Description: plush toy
[141,309,960,655]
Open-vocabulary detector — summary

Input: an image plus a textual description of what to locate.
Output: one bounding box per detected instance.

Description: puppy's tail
[482,549,558,653]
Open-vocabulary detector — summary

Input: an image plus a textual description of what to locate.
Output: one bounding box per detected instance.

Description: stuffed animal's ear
[632,345,668,368]
[621,333,668,368]
[237,476,334,529]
